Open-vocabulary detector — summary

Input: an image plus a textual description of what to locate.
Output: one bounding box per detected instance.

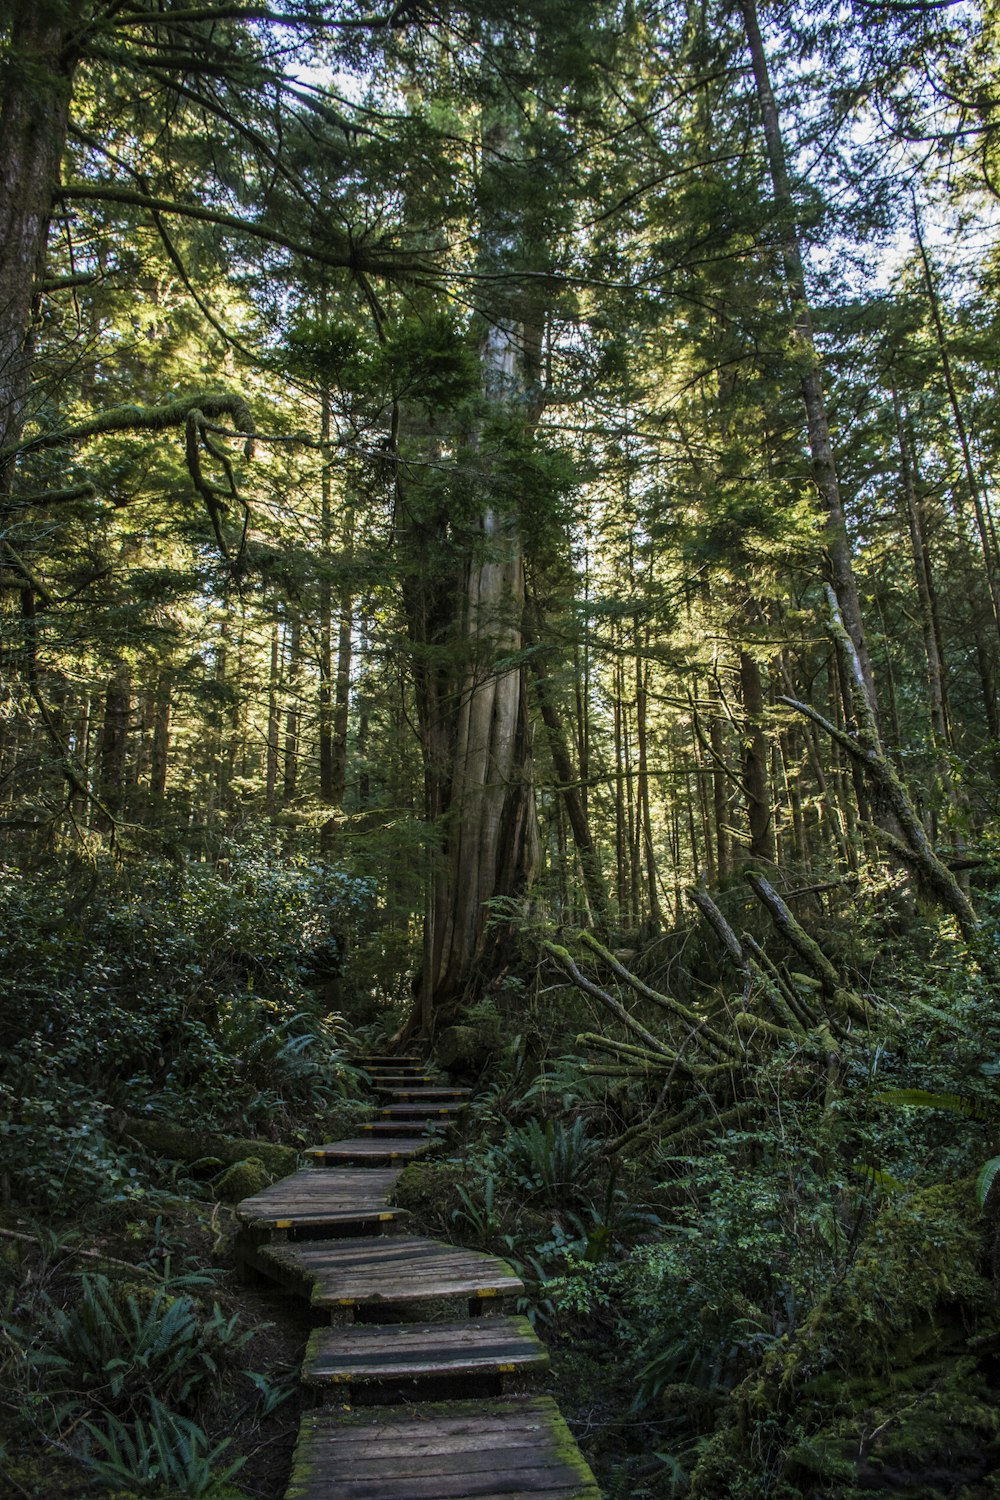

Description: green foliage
[80,1398,246,1498]
[285,310,478,414]
[878,1087,998,1121]
[0,1253,263,1499]
[976,1154,1000,1208]
[7,1272,252,1419]
[491,1116,598,1207]
[0,845,369,1210]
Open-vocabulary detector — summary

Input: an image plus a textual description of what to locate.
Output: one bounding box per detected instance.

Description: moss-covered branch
[4,391,254,463]
[543,939,680,1061]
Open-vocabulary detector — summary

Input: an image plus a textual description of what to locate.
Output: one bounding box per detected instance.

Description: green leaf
[877,1089,996,1121]
[976,1155,1000,1209]
[852,1162,904,1192]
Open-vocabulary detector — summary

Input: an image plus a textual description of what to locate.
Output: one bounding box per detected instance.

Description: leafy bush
[0,843,372,1209]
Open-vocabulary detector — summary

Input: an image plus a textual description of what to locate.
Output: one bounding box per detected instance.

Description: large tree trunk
[406,91,543,1025]
[0,4,78,481]
[426,502,539,1011]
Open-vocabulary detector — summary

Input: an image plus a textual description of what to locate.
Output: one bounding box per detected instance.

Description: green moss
[0,1456,137,1497]
[391,1161,470,1234]
[213,1157,272,1203]
[785,1358,1000,1497]
[766,1181,991,1395]
[121,1117,297,1177]
[690,1181,1000,1499]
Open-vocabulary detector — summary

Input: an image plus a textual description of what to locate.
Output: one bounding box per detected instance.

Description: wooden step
[302,1315,548,1388]
[376,1086,472,1102]
[260,1235,524,1311]
[369,1074,438,1087]
[358,1056,425,1068]
[305,1138,434,1167]
[285,1396,601,1499]
[236,1169,404,1233]
[359,1120,441,1137]
[377,1102,468,1119]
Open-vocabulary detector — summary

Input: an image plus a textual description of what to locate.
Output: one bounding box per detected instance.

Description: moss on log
[119,1116,298,1178]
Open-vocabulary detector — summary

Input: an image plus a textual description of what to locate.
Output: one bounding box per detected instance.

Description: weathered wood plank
[369,1074,438,1087]
[285,1399,601,1500]
[304,1138,434,1166]
[377,1102,468,1118]
[376,1086,471,1101]
[358,1056,425,1068]
[302,1315,547,1384]
[236,1168,406,1230]
[262,1235,524,1308]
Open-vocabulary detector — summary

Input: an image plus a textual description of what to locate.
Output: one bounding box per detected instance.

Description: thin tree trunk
[894,390,951,749]
[282,613,301,803]
[528,633,609,930]
[98,662,131,830]
[613,655,629,919]
[149,673,171,811]
[738,0,878,718]
[914,207,1000,650]
[709,673,731,881]
[331,504,354,807]
[691,705,716,884]
[265,618,280,812]
[635,638,662,927]
[738,647,773,863]
[318,382,335,804]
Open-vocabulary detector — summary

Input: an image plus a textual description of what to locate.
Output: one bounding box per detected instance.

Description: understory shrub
[0,842,373,1211]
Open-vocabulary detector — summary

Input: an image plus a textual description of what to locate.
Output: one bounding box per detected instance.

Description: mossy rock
[391,1161,471,1235]
[764,1180,991,1395]
[121,1117,297,1178]
[213,1157,272,1203]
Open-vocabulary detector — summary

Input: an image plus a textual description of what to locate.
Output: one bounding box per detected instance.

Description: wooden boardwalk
[236,1053,601,1500]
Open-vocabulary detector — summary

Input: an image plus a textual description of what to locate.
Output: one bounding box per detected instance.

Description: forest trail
[235,1055,602,1500]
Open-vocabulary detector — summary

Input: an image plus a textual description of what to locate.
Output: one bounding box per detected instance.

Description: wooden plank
[357,1057,425,1068]
[237,1170,406,1230]
[365,1078,430,1089]
[262,1236,524,1308]
[378,1103,468,1118]
[377,1086,471,1101]
[358,1121,440,1137]
[302,1315,547,1384]
[304,1138,434,1166]
[299,1410,554,1457]
[285,1399,601,1500]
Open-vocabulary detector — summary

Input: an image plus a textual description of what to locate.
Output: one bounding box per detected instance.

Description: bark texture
[0,3,79,484]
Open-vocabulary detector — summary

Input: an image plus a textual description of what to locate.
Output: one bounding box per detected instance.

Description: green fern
[877,1088,998,1122]
[81,1397,245,1496]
